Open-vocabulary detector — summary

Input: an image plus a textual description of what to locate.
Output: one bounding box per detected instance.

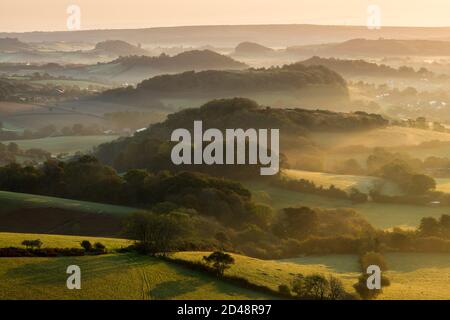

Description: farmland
[175,251,450,300]
[282,169,402,195]
[0,233,274,300]
[3,135,119,155]
[246,180,447,229]
[0,232,131,249]
[1,232,449,300]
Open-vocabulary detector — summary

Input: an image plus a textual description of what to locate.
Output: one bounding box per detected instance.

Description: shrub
[359,251,388,271]
[80,240,93,251]
[94,242,106,252]
[278,284,291,296]
[203,251,235,276]
[21,239,43,249]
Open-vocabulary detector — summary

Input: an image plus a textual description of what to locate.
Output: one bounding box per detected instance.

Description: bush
[94,242,106,252]
[278,284,291,296]
[203,251,235,276]
[21,239,42,249]
[291,273,349,300]
[359,251,388,271]
[80,240,93,251]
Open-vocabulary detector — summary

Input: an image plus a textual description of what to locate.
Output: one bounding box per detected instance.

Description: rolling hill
[298,56,432,78]
[98,63,350,108]
[5,24,450,47]
[1,230,448,300]
[0,38,31,53]
[84,50,247,83]
[287,39,450,57]
[232,42,275,57]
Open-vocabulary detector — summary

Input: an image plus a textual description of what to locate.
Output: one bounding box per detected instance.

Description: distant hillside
[93,40,149,56]
[299,56,433,78]
[0,50,247,84]
[233,42,275,57]
[96,97,387,173]
[85,50,247,83]
[108,50,246,70]
[0,38,31,53]
[288,39,450,57]
[0,40,150,65]
[5,24,450,47]
[99,63,349,108]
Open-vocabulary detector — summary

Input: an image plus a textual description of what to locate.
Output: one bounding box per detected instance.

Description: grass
[0,232,131,249]
[311,126,450,149]
[0,233,275,300]
[0,233,449,300]
[283,169,402,195]
[0,253,276,300]
[3,135,119,155]
[0,190,137,216]
[174,251,450,300]
[246,180,447,229]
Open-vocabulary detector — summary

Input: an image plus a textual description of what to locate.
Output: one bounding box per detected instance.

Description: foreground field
[0,254,276,300]
[175,252,450,300]
[1,233,449,300]
[0,233,274,300]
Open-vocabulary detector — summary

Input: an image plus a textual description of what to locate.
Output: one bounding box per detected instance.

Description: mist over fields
[2,20,450,301]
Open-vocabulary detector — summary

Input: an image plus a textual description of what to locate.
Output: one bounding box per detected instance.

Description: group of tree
[278,273,350,300]
[102,64,348,100]
[299,56,433,79]
[272,177,368,203]
[0,142,50,165]
[0,156,263,227]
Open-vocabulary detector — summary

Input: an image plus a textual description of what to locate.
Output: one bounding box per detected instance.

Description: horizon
[3,0,450,33]
[4,22,450,35]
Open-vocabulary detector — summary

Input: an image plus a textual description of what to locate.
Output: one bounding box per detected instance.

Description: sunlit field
[0,232,131,249]
[282,169,402,195]
[311,126,450,149]
[246,180,446,229]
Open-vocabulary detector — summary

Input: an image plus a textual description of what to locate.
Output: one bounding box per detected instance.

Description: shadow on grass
[150,279,202,299]
[4,253,276,299]
[4,253,156,286]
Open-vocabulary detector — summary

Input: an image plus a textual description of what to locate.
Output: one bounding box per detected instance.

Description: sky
[1,0,450,32]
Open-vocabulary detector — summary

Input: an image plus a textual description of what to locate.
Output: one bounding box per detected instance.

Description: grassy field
[0,233,274,300]
[246,180,447,229]
[283,169,402,195]
[311,126,450,149]
[175,252,450,300]
[0,190,136,216]
[3,135,119,155]
[0,254,277,300]
[0,233,449,300]
[0,232,131,249]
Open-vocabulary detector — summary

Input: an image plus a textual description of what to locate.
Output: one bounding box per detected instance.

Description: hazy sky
[1,0,450,32]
